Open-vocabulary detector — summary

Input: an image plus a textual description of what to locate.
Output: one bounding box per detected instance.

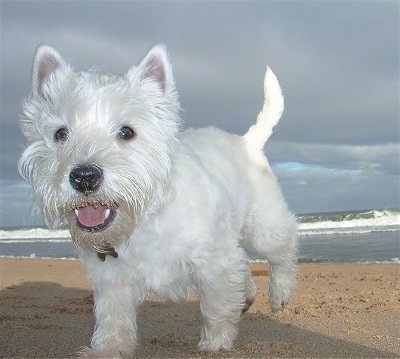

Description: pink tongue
[75,204,110,228]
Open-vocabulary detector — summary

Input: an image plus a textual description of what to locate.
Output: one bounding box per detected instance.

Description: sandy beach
[0,258,399,358]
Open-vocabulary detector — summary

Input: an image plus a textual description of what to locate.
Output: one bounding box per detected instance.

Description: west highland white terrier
[19,44,297,357]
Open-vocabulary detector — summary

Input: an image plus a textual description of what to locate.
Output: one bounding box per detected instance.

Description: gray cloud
[275,164,399,213]
[0,1,398,223]
[267,142,399,175]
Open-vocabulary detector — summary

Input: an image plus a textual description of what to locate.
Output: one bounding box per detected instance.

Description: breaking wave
[0,227,71,242]
[298,209,400,236]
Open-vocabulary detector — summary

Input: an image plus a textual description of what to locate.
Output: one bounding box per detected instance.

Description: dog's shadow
[0,281,396,358]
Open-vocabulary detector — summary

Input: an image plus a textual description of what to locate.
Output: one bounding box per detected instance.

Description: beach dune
[0,258,399,358]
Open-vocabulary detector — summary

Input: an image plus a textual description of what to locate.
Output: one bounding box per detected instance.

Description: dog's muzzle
[69,164,118,232]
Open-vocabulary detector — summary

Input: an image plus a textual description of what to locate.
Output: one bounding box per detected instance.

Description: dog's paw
[268,275,296,311]
[77,347,100,358]
[197,339,232,352]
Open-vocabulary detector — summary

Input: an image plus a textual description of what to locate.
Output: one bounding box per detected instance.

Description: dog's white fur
[19,44,297,357]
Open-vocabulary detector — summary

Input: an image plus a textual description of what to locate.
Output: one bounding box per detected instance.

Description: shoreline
[1,254,399,265]
[1,258,399,358]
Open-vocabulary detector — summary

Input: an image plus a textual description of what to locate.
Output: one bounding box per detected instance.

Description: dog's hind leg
[243,198,297,311]
[266,250,297,310]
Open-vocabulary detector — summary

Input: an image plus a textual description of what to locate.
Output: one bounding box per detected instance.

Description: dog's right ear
[127,44,175,93]
[32,45,67,97]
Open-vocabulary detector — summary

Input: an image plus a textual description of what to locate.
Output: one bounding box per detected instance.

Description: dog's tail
[243,67,284,149]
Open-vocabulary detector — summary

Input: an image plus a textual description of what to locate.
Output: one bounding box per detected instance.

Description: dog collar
[94,244,119,261]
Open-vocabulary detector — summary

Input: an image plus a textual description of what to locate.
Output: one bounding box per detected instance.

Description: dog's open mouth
[74,203,117,231]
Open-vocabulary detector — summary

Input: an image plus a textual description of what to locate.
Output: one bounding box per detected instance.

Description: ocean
[0,209,399,263]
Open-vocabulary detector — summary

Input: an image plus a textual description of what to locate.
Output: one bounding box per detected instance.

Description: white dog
[19,44,297,357]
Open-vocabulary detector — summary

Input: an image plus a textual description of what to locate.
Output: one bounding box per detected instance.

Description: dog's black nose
[69,164,103,194]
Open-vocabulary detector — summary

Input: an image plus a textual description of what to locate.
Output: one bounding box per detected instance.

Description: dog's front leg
[196,253,246,352]
[79,281,140,358]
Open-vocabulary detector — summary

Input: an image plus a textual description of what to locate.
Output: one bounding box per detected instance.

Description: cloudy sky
[0,1,399,227]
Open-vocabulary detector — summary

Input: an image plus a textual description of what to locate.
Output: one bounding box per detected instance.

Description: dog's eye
[54,127,69,142]
[117,126,135,141]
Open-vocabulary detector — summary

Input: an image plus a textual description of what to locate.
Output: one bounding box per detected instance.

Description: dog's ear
[128,44,175,92]
[32,45,68,97]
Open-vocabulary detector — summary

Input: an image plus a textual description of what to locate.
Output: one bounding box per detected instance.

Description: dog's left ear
[128,44,175,93]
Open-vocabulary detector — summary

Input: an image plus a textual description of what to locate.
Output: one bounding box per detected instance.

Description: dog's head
[19,45,180,255]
